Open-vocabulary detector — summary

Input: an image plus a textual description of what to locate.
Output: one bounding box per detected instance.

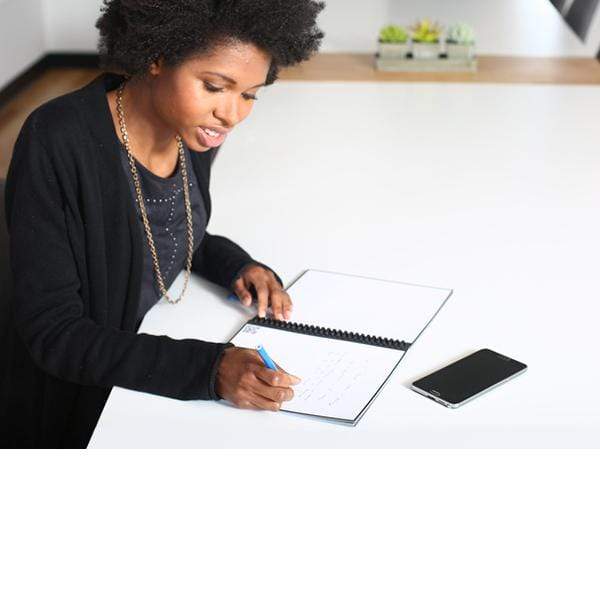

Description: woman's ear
[149,55,164,76]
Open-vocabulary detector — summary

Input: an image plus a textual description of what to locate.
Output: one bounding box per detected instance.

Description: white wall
[0,0,45,89]
[1,0,599,91]
[317,0,389,53]
[386,0,592,56]
[42,0,597,56]
[41,0,101,52]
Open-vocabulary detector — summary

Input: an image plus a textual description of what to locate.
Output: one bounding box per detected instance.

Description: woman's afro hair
[96,0,325,85]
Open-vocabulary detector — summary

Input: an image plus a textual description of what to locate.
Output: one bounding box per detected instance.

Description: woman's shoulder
[18,73,110,150]
[20,91,87,148]
[7,76,114,195]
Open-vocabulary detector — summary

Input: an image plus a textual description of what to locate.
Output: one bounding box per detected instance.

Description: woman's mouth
[196,126,227,148]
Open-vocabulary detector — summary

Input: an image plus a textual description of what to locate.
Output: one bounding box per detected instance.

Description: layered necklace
[116,79,194,304]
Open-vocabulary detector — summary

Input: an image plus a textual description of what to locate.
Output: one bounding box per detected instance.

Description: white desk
[90,81,600,448]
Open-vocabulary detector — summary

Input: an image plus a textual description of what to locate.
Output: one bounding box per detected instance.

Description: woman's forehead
[186,40,271,75]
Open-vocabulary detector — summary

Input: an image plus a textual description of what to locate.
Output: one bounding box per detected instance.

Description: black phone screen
[412,349,527,405]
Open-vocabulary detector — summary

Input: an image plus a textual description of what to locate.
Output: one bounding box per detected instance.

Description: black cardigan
[0,72,282,448]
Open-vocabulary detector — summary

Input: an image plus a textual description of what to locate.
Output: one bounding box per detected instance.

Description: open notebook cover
[227,269,453,425]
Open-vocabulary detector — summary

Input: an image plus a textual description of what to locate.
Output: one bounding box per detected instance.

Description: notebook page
[285,270,452,344]
[229,323,403,421]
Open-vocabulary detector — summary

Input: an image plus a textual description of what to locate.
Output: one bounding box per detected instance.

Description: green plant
[379,24,409,44]
[410,18,443,43]
[447,22,475,45]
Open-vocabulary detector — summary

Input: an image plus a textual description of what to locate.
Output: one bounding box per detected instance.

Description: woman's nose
[214,97,241,129]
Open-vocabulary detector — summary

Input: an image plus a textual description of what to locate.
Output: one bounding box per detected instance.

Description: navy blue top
[118,141,207,325]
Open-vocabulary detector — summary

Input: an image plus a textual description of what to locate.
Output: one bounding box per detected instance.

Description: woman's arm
[191,231,284,293]
[6,126,231,401]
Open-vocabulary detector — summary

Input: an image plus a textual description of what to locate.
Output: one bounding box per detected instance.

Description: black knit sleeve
[191,232,284,292]
[6,125,232,401]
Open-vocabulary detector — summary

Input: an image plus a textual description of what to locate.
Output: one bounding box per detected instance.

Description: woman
[0,0,325,448]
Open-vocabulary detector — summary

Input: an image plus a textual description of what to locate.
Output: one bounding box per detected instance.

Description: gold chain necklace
[116,79,194,304]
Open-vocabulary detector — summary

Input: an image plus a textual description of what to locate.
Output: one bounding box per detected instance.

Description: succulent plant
[446,22,475,45]
[379,24,409,44]
[410,18,443,43]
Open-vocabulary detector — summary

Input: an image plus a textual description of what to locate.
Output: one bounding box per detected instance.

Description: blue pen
[256,344,278,371]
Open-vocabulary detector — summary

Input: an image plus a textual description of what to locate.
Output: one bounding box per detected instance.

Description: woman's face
[148,40,271,152]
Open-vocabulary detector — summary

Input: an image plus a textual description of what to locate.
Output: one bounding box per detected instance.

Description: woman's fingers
[270,289,284,320]
[255,281,270,318]
[249,365,295,404]
[236,399,254,409]
[252,377,294,404]
[259,363,301,387]
[283,296,293,321]
[260,286,293,321]
[270,288,293,321]
[232,277,253,307]
[232,364,298,412]
[232,271,294,322]
[247,391,282,411]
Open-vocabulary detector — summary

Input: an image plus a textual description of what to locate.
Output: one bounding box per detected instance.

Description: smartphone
[411,349,527,409]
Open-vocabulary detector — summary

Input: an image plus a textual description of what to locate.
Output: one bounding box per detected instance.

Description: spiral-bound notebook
[228,269,453,425]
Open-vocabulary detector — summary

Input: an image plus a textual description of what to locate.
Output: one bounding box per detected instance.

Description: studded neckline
[118,139,185,183]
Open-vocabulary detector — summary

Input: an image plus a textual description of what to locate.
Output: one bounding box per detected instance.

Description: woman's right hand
[215,346,302,411]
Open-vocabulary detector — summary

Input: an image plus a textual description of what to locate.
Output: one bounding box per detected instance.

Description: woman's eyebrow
[201,71,265,89]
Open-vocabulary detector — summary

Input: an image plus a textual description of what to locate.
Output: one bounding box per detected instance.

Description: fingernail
[291,375,302,384]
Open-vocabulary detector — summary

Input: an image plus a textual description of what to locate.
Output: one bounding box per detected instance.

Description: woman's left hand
[232,264,293,321]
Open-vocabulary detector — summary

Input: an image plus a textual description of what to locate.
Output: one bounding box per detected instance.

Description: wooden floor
[0,68,99,179]
[2,53,600,178]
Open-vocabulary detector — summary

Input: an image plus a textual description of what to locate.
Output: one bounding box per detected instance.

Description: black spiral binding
[247,316,411,351]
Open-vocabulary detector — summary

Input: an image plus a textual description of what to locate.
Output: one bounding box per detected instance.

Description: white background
[0,451,599,599]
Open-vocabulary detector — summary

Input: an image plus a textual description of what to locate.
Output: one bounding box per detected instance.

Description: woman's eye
[204,81,257,101]
[203,82,223,93]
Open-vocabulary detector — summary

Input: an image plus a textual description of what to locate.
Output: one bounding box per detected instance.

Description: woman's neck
[108,76,180,178]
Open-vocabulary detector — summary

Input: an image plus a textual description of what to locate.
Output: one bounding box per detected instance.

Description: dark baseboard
[0,52,100,109]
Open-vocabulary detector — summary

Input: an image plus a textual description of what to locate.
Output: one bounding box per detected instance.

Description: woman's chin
[184,137,212,153]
